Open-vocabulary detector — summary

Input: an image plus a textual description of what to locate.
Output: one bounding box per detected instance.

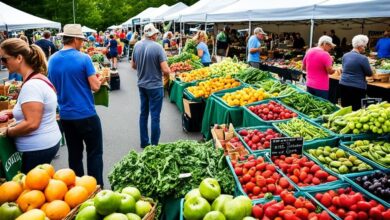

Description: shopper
[0,38,61,173]
[216,26,230,56]
[247,27,267,68]
[302,35,335,100]
[131,23,170,148]
[194,31,211,66]
[163,31,173,50]
[340,35,372,110]
[107,34,118,70]
[48,24,105,187]
[35,30,58,59]
[376,30,390,59]
[293,33,305,49]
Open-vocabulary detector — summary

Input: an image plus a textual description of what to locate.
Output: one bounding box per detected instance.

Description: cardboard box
[0,101,8,111]
[183,98,205,119]
[211,123,249,159]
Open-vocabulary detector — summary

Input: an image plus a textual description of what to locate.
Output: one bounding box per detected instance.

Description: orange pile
[0,164,97,220]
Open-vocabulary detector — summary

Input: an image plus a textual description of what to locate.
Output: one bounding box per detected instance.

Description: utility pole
[73,0,76,23]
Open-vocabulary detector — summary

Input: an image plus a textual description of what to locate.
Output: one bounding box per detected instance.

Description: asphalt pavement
[1,61,202,188]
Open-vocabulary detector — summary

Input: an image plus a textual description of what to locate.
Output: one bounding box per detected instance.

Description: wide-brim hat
[144,23,160,37]
[58,24,85,39]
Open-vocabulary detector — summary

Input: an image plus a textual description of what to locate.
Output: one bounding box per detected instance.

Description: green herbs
[234,68,271,84]
[255,80,298,97]
[281,93,338,118]
[108,140,235,200]
[183,39,198,55]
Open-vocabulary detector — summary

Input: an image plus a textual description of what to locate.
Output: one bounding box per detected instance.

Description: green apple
[135,200,152,218]
[234,196,252,216]
[79,199,95,212]
[0,202,22,220]
[125,213,141,220]
[185,188,201,201]
[203,211,226,220]
[243,217,256,220]
[103,213,128,220]
[121,187,141,201]
[222,199,245,220]
[183,196,211,220]
[199,178,221,201]
[118,193,136,214]
[94,190,122,216]
[75,206,100,220]
[211,195,233,212]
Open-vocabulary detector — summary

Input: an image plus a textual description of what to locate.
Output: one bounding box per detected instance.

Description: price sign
[361,98,382,108]
[132,18,140,27]
[271,137,303,157]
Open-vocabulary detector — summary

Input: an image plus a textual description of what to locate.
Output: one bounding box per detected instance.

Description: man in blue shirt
[376,30,390,59]
[131,23,170,148]
[48,24,106,187]
[34,30,57,59]
[247,27,266,68]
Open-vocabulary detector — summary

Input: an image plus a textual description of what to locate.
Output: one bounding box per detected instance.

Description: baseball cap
[254,27,267,35]
[144,23,160,37]
[318,35,336,47]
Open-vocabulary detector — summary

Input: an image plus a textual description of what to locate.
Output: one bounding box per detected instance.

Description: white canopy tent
[82,26,97,33]
[122,5,168,27]
[107,25,122,30]
[0,2,61,31]
[153,2,188,22]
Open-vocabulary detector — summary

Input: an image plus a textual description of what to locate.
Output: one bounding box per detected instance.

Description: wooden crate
[63,185,102,220]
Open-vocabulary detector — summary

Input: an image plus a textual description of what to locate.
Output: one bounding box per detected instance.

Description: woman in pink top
[302,36,336,100]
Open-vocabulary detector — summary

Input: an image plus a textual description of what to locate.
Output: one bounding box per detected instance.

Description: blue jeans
[61,115,104,186]
[21,141,60,173]
[307,86,329,100]
[139,87,164,148]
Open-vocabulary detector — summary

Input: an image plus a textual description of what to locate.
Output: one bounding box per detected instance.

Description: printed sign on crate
[270,137,303,157]
[361,98,382,108]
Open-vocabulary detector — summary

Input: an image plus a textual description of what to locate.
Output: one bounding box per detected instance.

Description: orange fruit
[25,168,50,190]
[75,175,97,195]
[17,190,46,212]
[45,200,70,220]
[35,164,55,177]
[53,168,76,187]
[0,181,23,204]
[64,186,88,208]
[40,202,49,213]
[44,179,68,202]
[16,209,46,220]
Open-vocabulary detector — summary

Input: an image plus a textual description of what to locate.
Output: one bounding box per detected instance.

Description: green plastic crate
[184,80,244,102]
[272,117,338,145]
[242,99,300,127]
[345,171,390,208]
[339,139,390,172]
[304,139,375,179]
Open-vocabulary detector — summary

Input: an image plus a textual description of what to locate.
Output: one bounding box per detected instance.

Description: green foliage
[2,0,199,31]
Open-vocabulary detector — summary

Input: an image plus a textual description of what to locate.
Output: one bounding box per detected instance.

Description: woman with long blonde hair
[194,31,211,66]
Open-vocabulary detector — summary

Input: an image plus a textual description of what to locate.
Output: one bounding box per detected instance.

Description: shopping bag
[0,137,22,180]
[94,85,109,107]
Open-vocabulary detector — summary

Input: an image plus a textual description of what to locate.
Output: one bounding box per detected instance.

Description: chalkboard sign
[361,98,382,108]
[270,137,304,157]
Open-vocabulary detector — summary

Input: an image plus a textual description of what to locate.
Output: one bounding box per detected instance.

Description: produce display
[355,171,390,202]
[313,187,390,219]
[347,139,390,168]
[209,58,248,77]
[178,67,211,83]
[182,178,254,220]
[169,61,193,72]
[187,76,241,98]
[0,164,97,220]
[323,102,390,135]
[238,128,283,151]
[75,187,154,220]
[224,136,249,160]
[231,155,294,200]
[307,146,373,174]
[281,93,338,119]
[182,39,198,55]
[108,141,235,200]
[168,52,199,66]
[247,100,298,121]
[221,87,270,107]
[272,154,338,187]
[233,67,271,84]
[255,79,298,97]
[251,191,332,220]
[275,118,331,141]
[91,53,104,63]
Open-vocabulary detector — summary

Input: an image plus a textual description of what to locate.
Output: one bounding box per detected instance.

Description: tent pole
[205,14,207,32]
[309,19,314,48]
[247,20,252,59]
[361,19,365,34]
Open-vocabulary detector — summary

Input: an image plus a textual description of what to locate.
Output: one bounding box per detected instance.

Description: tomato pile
[247,100,298,121]
[252,191,332,220]
[170,61,192,72]
[231,155,294,199]
[314,187,390,219]
[272,154,338,187]
[238,128,283,151]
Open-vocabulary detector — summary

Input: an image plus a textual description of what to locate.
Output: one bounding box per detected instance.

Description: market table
[260,64,303,82]
[168,80,196,113]
[329,74,390,103]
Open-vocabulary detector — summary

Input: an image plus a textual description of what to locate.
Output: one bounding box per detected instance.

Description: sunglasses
[0,56,11,63]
